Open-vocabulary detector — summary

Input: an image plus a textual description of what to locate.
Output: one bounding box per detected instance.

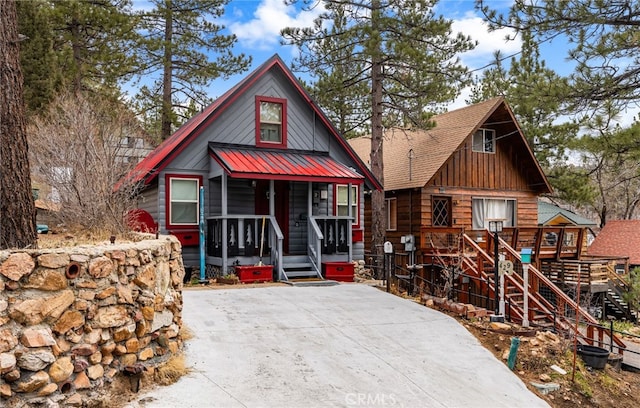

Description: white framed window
[167,176,200,226]
[472,128,495,153]
[256,96,287,147]
[386,198,397,231]
[336,184,359,226]
[472,198,516,230]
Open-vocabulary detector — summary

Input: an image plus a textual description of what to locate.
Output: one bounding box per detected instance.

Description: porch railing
[420,227,626,353]
[308,217,324,275]
[206,214,284,279]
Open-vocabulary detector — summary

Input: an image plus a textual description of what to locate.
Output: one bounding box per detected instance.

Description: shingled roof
[348,97,551,192]
[588,220,640,264]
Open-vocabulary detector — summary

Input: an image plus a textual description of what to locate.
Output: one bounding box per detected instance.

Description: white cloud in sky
[448,12,521,110]
[229,0,324,51]
[452,12,521,71]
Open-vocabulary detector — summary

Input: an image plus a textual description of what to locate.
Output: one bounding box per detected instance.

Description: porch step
[282,258,321,280]
[284,270,319,278]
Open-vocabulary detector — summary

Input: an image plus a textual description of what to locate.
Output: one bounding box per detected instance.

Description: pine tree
[478,0,640,115]
[47,0,138,94]
[283,0,475,256]
[1,0,37,249]
[469,32,576,167]
[16,0,60,115]
[134,0,250,140]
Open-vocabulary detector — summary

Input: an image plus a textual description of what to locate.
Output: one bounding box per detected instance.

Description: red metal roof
[210,145,364,183]
[587,219,640,265]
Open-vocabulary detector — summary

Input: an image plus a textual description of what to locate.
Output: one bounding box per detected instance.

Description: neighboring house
[125,55,381,281]
[538,200,597,227]
[115,136,155,164]
[587,220,640,269]
[348,97,552,251]
[538,200,597,247]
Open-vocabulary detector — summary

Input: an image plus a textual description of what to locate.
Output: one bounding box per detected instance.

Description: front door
[255,180,289,253]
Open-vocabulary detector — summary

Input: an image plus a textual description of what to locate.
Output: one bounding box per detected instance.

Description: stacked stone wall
[0,236,185,406]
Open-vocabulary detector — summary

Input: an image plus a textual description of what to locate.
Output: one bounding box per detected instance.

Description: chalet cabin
[349,97,552,251]
[125,55,381,282]
[349,98,629,350]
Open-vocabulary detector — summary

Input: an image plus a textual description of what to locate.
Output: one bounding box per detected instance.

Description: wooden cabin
[124,55,381,282]
[349,98,629,349]
[349,97,551,251]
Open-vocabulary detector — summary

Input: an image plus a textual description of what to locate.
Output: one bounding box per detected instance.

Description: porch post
[347,183,353,261]
[307,182,313,222]
[221,172,228,275]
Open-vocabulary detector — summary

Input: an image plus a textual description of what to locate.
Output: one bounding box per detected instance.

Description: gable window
[166,175,201,227]
[472,128,495,153]
[336,184,359,226]
[472,198,516,230]
[256,96,287,148]
[386,197,397,231]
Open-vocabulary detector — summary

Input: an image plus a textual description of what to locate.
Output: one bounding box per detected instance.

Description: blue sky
[131,0,586,114]
[217,0,526,109]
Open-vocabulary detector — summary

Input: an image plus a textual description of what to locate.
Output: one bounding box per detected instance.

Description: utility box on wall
[401,235,415,252]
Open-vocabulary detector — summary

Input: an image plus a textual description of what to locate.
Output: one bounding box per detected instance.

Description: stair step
[284,270,319,278]
[284,262,314,270]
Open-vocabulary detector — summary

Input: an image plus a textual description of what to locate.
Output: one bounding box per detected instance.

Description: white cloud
[229,0,325,51]
[451,12,521,71]
[446,12,521,111]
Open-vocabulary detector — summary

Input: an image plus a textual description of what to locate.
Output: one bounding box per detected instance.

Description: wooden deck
[419,226,627,289]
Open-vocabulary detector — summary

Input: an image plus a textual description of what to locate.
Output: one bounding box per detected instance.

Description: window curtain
[472,198,515,229]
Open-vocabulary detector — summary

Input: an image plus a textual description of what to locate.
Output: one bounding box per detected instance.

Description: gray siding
[228,179,255,215]
[288,182,308,254]
[137,184,159,220]
[168,67,338,173]
[182,247,200,270]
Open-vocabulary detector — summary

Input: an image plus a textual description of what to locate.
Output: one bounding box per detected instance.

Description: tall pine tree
[477,0,640,116]
[283,0,475,256]
[1,0,37,249]
[134,0,250,140]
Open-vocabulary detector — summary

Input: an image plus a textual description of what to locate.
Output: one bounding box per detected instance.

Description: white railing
[308,217,324,274]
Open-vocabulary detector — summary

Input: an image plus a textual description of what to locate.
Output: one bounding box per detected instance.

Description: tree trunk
[161,0,173,140]
[0,0,37,249]
[369,1,385,260]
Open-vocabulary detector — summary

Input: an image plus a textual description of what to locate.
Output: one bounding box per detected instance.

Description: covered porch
[205,144,364,281]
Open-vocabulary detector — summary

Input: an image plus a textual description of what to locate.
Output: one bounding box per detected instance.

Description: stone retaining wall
[0,235,185,406]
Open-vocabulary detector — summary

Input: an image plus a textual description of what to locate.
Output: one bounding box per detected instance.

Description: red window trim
[333,183,360,228]
[255,95,287,149]
[164,174,203,230]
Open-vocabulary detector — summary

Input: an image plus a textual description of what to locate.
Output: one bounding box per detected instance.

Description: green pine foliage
[283,0,475,255]
[477,0,640,115]
[133,0,250,140]
[284,0,475,134]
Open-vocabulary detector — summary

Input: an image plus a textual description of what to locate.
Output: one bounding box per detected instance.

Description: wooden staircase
[425,230,627,353]
[605,271,638,322]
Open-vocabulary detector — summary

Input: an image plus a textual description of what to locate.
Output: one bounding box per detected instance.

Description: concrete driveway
[131,284,548,408]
